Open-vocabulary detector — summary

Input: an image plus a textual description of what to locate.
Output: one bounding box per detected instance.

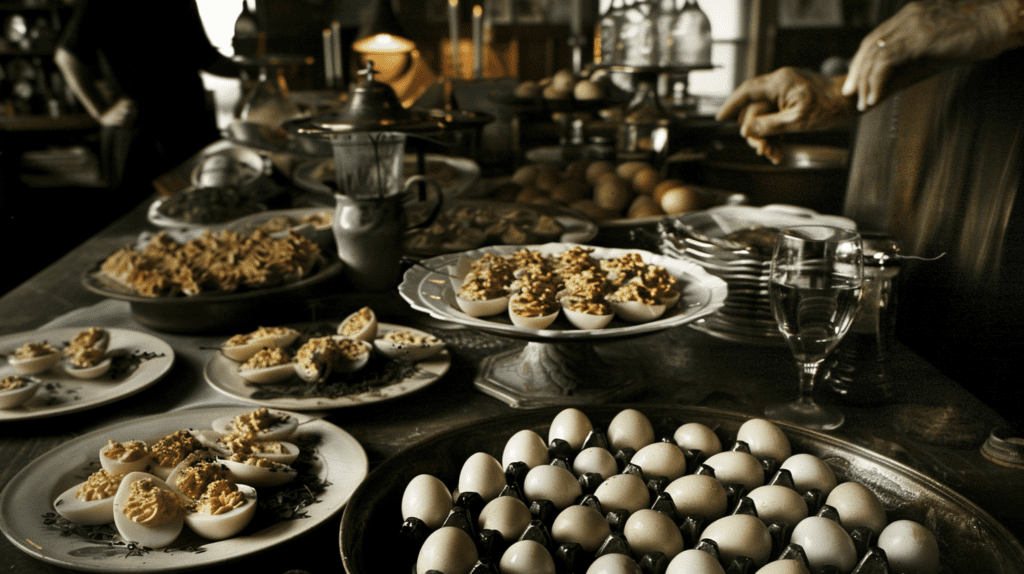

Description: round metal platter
[339,405,1024,574]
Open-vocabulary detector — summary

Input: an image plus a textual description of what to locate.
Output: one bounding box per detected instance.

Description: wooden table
[2,191,1022,574]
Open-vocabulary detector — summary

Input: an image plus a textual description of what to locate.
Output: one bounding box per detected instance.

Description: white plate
[0,328,175,422]
[399,243,729,340]
[203,323,451,410]
[0,406,368,572]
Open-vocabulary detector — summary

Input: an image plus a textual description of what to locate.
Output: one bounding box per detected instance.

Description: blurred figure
[716,0,1024,421]
[54,0,242,204]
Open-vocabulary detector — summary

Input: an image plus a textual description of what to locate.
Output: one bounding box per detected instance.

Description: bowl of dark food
[81,228,342,333]
[339,405,1024,574]
[147,185,267,229]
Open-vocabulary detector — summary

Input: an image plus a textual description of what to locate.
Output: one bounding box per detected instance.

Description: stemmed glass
[765,226,863,431]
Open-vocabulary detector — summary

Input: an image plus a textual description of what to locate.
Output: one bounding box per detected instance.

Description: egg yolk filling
[339,307,373,336]
[175,458,229,500]
[239,347,290,371]
[1,375,30,390]
[194,480,246,515]
[122,479,184,525]
[76,469,126,501]
[382,331,441,348]
[13,342,58,359]
[150,430,202,469]
[104,440,150,462]
[227,326,294,346]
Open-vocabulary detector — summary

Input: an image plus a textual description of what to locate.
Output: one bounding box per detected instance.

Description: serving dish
[0,406,367,572]
[81,258,344,334]
[0,328,174,422]
[292,153,481,200]
[339,405,1024,574]
[204,322,451,411]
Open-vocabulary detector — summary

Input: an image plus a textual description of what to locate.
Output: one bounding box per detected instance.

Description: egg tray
[338,405,1024,574]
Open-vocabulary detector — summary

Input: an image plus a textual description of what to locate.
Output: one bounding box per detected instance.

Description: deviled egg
[199,429,300,466]
[607,283,667,323]
[219,455,297,488]
[8,342,61,375]
[53,469,126,525]
[210,408,298,442]
[374,330,445,362]
[112,472,187,549]
[337,306,378,342]
[100,440,152,475]
[236,347,294,384]
[293,336,370,381]
[147,430,204,480]
[185,480,258,540]
[62,327,112,379]
[220,326,300,362]
[0,374,41,408]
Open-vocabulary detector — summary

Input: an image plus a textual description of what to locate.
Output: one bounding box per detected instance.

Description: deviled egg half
[337,306,378,342]
[236,347,294,384]
[100,440,153,475]
[112,472,187,549]
[63,327,113,379]
[8,341,61,375]
[164,451,258,540]
[210,408,299,442]
[53,468,126,526]
[220,326,300,362]
[293,336,370,381]
[374,330,445,362]
[0,374,41,408]
[146,430,205,480]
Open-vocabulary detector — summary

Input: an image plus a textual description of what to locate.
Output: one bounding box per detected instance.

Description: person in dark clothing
[716,0,1024,424]
[55,0,242,201]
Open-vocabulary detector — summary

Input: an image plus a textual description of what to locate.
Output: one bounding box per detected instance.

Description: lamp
[352,0,415,54]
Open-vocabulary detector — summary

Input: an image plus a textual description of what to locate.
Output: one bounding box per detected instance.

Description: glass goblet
[765,225,863,431]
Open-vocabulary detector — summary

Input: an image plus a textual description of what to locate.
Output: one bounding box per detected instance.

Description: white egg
[456,294,511,318]
[402,474,454,530]
[373,332,444,362]
[501,539,557,574]
[663,474,728,521]
[417,526,479,574]
[549,407,594,451]
[631,442,688,481]
[673,422,723,457]
[824,481,887,534]
[99,440,153,475]
[780,454,837,496]
[503,429,551,469]
[523,464,582,509]
[736,418,792,463]
[53,471,124,525]
[211,410,299,442]
[877,520,940,574]
[624,508,685,559]
[219,457,297,488]
[607,408,656,453]
[666,549,727,574]
[478,495,533,542]
[573,446,619,479]
[552,504,612,553]
[0,377,40,408]
[337,306,378,342]
[509,306,560,330]
[790,516,858,574]
[700,514,773,567]
[609,300,667,323]
[236,362,295,384]
[594,473,650,513]
[220,327,300,362]
[191,430,233,457]
[458,452,505,502]
[746,485,809,525]
[8,348,60,375]
[328,336,373,372]
[587,553,643,574]
[703,451,765,492]
[185,482,257,540]
[64,356,112,379]
[755,559,812,574]
[563,307,615,330]
[112,472,186,549]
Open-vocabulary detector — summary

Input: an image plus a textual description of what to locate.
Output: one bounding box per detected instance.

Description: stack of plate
[658,205,857,345]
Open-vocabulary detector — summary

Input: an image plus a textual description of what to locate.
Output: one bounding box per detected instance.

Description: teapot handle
[403,175,444,230]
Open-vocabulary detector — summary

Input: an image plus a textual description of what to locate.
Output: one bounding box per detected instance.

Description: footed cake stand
[398,243,728,408]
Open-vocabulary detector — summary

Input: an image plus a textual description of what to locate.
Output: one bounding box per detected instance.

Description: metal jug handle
[403,175,444,230]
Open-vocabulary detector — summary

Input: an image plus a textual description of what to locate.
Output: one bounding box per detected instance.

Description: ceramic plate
[203,323,451,410]
[399,243,728,341]
[339,405,1024,574]
[0,406,368,572]
[0,328,175,422]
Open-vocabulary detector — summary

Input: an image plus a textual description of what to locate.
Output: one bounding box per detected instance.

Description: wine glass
[765,225,863,431]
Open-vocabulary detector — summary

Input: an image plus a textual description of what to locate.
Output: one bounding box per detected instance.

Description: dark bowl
[339,405,1024,574]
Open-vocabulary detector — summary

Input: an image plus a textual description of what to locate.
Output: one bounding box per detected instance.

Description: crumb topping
[121,478,184,525]
[339,307,373,336]
[194,480,246,515]
[13,342,57,359]
[1,375,30,390]
[150,430,201,469]
[382,331,440,347]
[75,469,126,501]
[227,326,295,347]
[239,347,291,371]
[174,456,229,500]
[103,440,150,462]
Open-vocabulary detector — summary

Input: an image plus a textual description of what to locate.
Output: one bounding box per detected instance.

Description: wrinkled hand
[715,67,855,163]
[843,0,1024,110]
[99,97,136,127]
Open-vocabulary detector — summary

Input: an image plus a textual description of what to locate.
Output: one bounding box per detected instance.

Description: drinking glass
[765,226,863,430]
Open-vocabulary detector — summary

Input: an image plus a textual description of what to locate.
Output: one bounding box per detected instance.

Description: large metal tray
[339,405,1024,574]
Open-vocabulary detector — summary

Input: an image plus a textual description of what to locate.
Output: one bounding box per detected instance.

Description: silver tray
[339,405,1024,574]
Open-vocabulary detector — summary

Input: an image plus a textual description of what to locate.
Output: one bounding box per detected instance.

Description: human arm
[53,46,135,127]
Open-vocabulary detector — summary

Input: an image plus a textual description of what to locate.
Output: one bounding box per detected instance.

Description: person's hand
[843,0,1024,110]
[715,67,855,163]
[99,97,136,127]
